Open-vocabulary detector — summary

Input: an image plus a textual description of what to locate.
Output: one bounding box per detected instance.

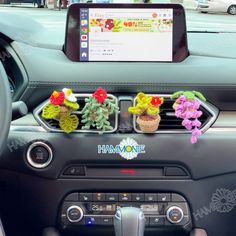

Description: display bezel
[64,3,189,63]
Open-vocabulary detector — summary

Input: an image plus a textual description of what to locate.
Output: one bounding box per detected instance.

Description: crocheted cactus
[81,87,119,131]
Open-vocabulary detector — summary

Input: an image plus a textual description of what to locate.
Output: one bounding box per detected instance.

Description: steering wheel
[0,62,12,156]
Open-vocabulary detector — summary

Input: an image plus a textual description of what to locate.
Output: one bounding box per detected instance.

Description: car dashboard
[0,11,236,236]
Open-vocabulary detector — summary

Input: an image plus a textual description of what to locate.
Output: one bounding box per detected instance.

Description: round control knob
[166,206,184,224]
[66,205,84,223]
[26,141,53,169]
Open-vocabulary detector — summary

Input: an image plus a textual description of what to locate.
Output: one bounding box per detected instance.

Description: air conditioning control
[61,192,190,229]
[166,206,184,224]
[66,205,84,223]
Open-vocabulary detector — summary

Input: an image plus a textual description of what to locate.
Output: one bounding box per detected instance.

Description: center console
[60,192,191,234]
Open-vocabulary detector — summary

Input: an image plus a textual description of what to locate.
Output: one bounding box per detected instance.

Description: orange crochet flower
[50,91,65,105]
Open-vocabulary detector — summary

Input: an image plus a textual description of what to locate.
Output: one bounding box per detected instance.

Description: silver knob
[166,206,184,224]
[66,205,84,223]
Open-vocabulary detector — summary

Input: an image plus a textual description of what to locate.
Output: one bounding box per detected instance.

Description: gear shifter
[114,207,146,236]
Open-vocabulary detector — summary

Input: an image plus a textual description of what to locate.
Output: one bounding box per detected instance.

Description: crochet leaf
[42,104,60,119]
[59,114,79,133]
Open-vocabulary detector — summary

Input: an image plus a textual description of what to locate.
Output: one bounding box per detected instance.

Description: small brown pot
[137,115,161,132]
[55,106,68,120]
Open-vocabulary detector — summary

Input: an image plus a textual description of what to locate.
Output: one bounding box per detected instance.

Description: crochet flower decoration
[128,93,164,117]
[92,87,108,104]
[171,91,206,144]
[50,91,65,105]
[63,88,77,102]
[81,87,119,131]
[42,88,79,133]
[151,96,164,107]
[128,93,164,133]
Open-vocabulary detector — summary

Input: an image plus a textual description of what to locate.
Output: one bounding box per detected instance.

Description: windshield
[0,1,235,34]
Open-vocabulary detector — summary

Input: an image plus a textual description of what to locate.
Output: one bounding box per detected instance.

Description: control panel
[60,192,191,228]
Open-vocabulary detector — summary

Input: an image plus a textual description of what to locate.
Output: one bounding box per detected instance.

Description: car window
[0,0,235,34]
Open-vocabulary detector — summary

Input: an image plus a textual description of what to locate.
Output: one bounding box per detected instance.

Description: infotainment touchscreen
[65,4,188,62]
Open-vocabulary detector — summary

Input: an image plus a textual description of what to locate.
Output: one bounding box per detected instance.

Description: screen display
[65,4,188,62]
[79,8,173,62]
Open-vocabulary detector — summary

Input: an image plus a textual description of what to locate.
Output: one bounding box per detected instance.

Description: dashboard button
[26,142,53,169]
[80,193,92,202]
[158,193,171,202]
[149,216,165,226]
[93,193,105,201]
[166,206,184,224]
[30,146,49,164]
[119,193,131,201]
[66,206,84,223]
[106,193,119,202]
[84,216,100,225]
[99,216,113,225]
[145,194,157,202]
[63,166,85,176]
[132,193,145,202]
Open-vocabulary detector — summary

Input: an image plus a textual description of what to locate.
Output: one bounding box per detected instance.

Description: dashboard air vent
[34,94,118,133]
[133,94,218,133]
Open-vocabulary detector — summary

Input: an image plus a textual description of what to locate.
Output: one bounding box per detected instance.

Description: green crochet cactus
[81,96,119,132]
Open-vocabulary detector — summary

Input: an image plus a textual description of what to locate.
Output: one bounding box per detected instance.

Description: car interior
[0,3,236,236]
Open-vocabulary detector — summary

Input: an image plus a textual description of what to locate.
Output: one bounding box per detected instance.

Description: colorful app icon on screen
[81,27,88,34]
[81,20,88,26]
[81,35,88,41]
[81,42,88,48]
[81,52,87,58]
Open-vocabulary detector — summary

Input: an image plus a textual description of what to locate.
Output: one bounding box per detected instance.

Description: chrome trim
[210,111,236,128]
[10,125,236,133]
[133,94,219,134]
[33,94,119,134]
[10,125,46,132]
[26,141,53,169]
[166,206,184,224]
[66,206,84,223]
[207,128,236,132]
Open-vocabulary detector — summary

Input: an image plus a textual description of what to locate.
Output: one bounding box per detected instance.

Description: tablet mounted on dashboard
[65,3,188,62]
